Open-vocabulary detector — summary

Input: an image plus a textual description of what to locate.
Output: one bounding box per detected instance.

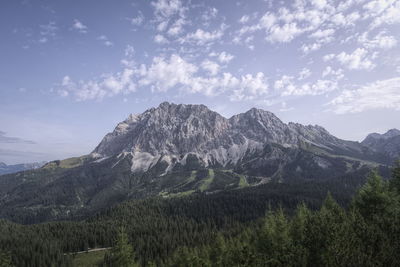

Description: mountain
[0,102,394,223]
[362,129,400,162]
[92,102,383,172]
[0,161,45,175]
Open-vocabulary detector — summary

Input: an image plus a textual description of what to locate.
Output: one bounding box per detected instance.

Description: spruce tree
[390,160,400,194]
[108,227,137,267]
[353,170,393,221]
[0,250,13,267]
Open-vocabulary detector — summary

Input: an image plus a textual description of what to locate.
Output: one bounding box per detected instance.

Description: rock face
[92,102,377,174]
[362,129,400,161]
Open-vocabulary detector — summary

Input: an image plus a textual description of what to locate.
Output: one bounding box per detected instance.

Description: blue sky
[1,0,399,164]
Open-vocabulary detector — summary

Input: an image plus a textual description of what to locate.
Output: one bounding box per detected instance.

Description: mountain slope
[362,129,400,161]
[0,102,394,223]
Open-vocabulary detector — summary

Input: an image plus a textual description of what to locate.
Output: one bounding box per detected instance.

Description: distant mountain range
[0,161,46,175]
[0,102,398,223]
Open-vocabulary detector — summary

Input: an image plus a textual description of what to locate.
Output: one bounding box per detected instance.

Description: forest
[0,162,399,266]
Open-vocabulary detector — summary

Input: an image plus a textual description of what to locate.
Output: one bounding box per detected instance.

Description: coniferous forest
[0,162,399,266]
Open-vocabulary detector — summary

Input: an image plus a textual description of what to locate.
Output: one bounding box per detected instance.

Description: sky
[0,0,399,164]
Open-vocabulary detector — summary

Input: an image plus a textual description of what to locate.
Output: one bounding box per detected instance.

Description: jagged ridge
[92,102,381,174]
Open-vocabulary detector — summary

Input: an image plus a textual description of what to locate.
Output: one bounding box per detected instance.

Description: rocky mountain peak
[361,128,400,161]
[382,129,400,138]
[91,103,369,173]
[363,128,400,144]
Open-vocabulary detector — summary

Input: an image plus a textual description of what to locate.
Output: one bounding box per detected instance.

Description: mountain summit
[92,102,372,174]
[362,129,400,160]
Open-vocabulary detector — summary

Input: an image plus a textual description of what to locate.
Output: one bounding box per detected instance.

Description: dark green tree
[0,250,13,267]
[106,227,138,267]
[353,170,394,221]
[352,170,400,266]
[390,160,400,194]
[290,203,310,266]
[256,207,294,266]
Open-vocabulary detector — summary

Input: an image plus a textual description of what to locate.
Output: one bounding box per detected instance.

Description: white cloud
[323,53,335,61]
[311,0,327,9]
[131,12,145,26]
[322,66,344,80]
[202,7,218,23]
[298,68,312,80]
[274,75,294,90]
[285,79,338,96]
[239,15,250,24]
[180,29,223,45]
[309,28,335,39]
[217,51,234,63]
[275,74,338,96]
[154,34,169,44]
[57,44,271,101]
[364,0,400,27]
[336,48,375,70]
[234,0,390,49]
[140,54,267,98]
[358,31,397,49]
[124,45,135,58]
[329,77,400,114]
[139,54,198,92]
[152,0,184,19]
[58,68,136,101]
[167,18,186,36]
[97,35,113,47]
[151,0,187,36]
[279,101,294,112]
[301,42,322,53]
[266,22,305,43]
[40,21,57,37]
[229,73,269,101]
[38,37,48,44]
[201,60,220,75]
[72,19,88,33]
[38,21,57,43]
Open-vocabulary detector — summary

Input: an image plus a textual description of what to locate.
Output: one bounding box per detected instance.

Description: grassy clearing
[238,174,249,188]
[43,155,88,169]
[187,170,197,183]
[72,249,106,267]
[199,169,214,192]
[167,190,196,197]
[221,169,249,188]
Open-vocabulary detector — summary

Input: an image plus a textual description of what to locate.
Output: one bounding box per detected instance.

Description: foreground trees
[168,167,400,267]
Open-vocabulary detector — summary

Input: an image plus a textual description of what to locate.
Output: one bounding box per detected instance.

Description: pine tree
[107,227,138,267]
[353,170,393,221]
[257,207,294,266]
[290,203,310,266]
[0,250,14,267]
[209,233,226,266]
[352,170,400,266]
[390,160,400,194]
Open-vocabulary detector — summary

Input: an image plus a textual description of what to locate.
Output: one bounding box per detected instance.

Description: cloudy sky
[0,0,399,164]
